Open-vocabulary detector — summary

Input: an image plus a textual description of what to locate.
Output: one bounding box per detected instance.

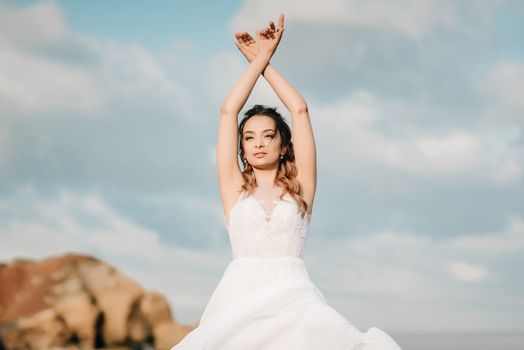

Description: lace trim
[224,193,311,259]
[224,193,311,227]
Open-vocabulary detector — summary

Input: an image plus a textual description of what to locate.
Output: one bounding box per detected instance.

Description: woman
[171,13,402,350]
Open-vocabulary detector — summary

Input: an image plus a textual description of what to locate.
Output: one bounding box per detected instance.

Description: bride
[171,13,402,350]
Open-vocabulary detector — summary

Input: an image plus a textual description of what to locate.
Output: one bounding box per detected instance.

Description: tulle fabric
[171,256,402,350]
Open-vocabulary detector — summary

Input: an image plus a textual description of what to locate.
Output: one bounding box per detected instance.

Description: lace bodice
[223,192,311,260]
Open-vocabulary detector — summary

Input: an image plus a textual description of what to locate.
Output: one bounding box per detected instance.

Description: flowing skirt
[171,256,402,350]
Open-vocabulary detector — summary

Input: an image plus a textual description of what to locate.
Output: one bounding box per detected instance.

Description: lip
[253,152,267,157]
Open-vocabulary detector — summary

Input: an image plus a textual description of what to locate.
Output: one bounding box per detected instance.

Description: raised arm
[263,64,317,209]
[220,50,271,116]
[235,16,317,210]
[217,22,284,214]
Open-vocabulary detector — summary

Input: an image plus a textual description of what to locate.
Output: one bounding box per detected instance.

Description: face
[242,115,283,167]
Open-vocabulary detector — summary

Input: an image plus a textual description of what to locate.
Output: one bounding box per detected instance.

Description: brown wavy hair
[238,104,308,219]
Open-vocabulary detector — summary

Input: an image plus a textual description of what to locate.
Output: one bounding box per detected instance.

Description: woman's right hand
[234,31,257,63]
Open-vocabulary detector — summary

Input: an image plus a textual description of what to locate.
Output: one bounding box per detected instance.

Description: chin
[252,159,277,166]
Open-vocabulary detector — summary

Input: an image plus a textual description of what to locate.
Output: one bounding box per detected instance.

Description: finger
[246,33,255,45]
[266,26,275,38]
[267,27,275,39]
[238,32,247,46]
[240,32,249,44]
[238,33,246,45]
[278,13,285,31]
[269,20,276,32]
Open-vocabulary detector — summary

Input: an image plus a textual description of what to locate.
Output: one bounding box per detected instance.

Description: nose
[256,137,265,148]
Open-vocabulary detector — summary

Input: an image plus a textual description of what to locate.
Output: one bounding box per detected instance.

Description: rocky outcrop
[0,254,197,350]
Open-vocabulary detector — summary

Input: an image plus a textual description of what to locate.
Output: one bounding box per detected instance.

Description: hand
[234,31,257,63]
[257,13,285,58]
[235,13,285,61]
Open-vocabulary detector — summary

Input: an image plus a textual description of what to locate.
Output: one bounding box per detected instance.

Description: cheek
[242,142,253,153]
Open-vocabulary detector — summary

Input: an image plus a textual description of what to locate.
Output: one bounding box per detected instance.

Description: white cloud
[0,0,200,120]
[0,188,168,262]
[449,215,524,253]
[85,38,197,118]
[482,61,524,117]
[0,41,104,116]
[0,126,12,172]
[316,89,378,129]
[447,260,490,282]
[0,1,104,116]
[230,0,461,40]
[312,91,524,185]
[0,0,215,192]
[307,214,524,298]
[0,0,67,46]
[368,130,482,175]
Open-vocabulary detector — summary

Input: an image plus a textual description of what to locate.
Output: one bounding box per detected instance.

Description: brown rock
[0,255,96,324]
[140,292,172,327]
[77,259,144,345]
[127,299,151,343]
[0,254,195,350]
[53,293,98,347]
[0,309,72,350]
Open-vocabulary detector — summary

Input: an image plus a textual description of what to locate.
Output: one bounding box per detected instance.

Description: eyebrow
[243,128,275,135]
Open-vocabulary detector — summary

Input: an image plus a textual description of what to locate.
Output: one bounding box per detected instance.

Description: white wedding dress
[171,192,402,349]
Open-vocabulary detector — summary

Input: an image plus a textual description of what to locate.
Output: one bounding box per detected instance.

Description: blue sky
[1,0,523,333]
[51,0,242,55]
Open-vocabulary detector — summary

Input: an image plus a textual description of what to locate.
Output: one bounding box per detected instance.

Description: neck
[252,164,279,191]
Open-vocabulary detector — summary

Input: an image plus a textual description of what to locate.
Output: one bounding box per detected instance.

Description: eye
[265,134,275,138]
[245,136,253,140]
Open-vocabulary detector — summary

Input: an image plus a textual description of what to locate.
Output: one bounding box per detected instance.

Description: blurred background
[1,0,523,348]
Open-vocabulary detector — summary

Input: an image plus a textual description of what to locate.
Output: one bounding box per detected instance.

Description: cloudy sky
[1,0,523,333]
